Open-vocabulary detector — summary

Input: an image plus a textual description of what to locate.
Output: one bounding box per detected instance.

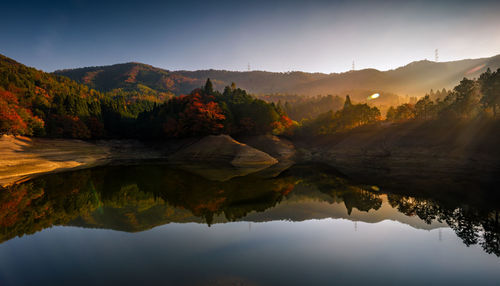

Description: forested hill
[55,54,500,97]
[0,53,292,139]
[0,54,165,137]
[53,62,199,95]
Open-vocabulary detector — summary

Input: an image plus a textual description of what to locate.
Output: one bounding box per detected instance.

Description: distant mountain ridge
[54,54,500,97]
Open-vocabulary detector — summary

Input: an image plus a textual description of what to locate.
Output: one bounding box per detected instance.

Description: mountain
[55,54,500,97]
[0,53,102,136]
[0,54,164,138]
[53,62,199,95]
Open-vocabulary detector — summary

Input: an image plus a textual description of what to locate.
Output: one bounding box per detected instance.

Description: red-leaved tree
[161,92,225,137]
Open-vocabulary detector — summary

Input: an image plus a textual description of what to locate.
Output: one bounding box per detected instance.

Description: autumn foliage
[46,114,91,139]
[0,54,295,139]
[137,80,290,138]
[0,90,44,135]
[161,91,226,137]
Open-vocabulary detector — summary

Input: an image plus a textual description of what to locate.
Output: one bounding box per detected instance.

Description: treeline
[386,68,500,122]
[257,92,401,122]
[0,55,167,138]
[0,55,293,139]
[137,80,294,138]
[3,52,499,139]
[292,68,500,137]
[294,95,381,136]
[256,94,345,121]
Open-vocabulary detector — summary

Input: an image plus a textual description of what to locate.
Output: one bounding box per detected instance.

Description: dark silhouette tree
[479,68,500,117]
[344,95,352,109]
[204,78,214,95]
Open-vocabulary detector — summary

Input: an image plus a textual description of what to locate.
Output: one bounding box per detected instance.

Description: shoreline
[0,135,173,187]
[2,121,500,189]
[0,134,286,186]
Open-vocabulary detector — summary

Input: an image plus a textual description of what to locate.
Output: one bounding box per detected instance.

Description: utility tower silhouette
[435,49,439,62]
[247,63,251,72]
[352,60,355,71]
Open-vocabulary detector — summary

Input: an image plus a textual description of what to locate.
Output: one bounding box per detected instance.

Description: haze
[1,0,500,73]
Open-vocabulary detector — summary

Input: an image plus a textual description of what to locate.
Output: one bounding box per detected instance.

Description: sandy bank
[0,135,172,187]
[0,135,285,186]
[0,136,109,186]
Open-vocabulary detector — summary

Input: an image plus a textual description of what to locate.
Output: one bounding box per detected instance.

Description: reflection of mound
[239,135,296,178]
[238,135,296,161]
[168,135,278,181]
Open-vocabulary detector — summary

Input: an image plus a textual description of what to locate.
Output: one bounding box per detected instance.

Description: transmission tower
[247,63,251,72]
[352,60,355,71]
[435,49,439,62]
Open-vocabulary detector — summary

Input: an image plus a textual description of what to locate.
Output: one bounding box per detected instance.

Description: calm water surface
[0,164,499,285]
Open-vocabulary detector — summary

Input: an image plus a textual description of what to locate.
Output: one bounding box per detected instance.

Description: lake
[0,164,499,285]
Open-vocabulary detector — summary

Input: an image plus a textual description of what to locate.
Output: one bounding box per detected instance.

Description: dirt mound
[169,135,278,167]
[168,135,278,181]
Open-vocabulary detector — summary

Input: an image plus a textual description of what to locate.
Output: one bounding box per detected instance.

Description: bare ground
[0,135,113,186]
[0,135,284,186]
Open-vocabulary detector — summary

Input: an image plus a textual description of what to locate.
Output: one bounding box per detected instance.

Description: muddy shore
[2,120,500,189]
[0,135,288,186]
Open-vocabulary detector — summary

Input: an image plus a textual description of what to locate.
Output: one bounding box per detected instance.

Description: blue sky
[1,0,499,73]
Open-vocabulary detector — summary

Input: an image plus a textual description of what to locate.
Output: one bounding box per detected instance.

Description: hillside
[296,119,500,194]
[54,62,197,94]
[0,54,101,136]
[55,54,500,97]
[0,54,162,138]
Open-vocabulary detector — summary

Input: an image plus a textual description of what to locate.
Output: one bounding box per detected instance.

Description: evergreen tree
[204,78,214,95]
[479,68,500,117]
[344,95,352,109]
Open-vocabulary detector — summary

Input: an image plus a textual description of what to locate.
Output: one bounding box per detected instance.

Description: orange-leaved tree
[0,90,44,135]
[160,91,226,137]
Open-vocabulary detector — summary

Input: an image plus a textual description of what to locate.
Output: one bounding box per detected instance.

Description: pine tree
[204,78,214,95]
[344,95,352,109]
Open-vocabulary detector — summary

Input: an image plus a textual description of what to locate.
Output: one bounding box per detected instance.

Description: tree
[415,95,434,120]
[344,95,352,109]
[445,78,481,119]
[140,91,226,138]
[0,90,44,135]
[0,103,28,135]
[479,68,500,117]
[386,106,396,121]
[216,85,282,135]
[398,104,415,121]
[204,78,214,95]
[46,114,91,139]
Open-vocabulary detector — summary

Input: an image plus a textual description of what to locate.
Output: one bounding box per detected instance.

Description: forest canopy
[1,53,499,139]
[0,55,293,139]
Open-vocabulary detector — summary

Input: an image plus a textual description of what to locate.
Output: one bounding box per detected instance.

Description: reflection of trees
[1,164,499,258]
[388,196,441,224]
[0,165,295,238]
[112,166,294,226]
[0,171,100,242]
[481,211,500,256]
[388,194,500,257]
[282,164,382,214]
[341,190,382,215]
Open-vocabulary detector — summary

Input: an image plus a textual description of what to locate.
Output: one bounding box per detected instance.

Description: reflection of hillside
[387,194,500,256]
[0,164,499,256]
[242,187,446,230]
[0,170,101,242]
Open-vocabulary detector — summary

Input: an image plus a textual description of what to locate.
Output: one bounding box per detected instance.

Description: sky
[1,0,500,73]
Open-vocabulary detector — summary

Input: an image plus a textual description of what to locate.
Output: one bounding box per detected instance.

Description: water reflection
[0,164,499,257]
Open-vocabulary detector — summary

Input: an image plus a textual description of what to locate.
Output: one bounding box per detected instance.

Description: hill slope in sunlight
[55,54,500,97]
